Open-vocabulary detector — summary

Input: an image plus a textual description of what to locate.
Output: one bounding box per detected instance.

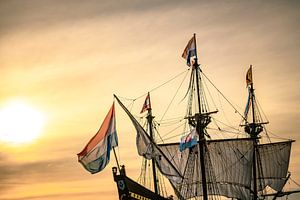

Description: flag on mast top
[140,93,151,113]
[246,65,253,86]
[182,34,197,67]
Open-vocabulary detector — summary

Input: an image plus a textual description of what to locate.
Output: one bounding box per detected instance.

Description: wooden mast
[249,65,258,200]
[193,33,209,200]
[146,93,159,195]
[244,65,266,199]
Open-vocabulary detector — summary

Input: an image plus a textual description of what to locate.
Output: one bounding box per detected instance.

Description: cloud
[0,154,118,199]
[0,0,188,35]
[0,156,79,190]
[0,191,108,200]
[2,0,297,37]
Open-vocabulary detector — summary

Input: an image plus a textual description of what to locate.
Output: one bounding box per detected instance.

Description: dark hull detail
[112,166,171,200]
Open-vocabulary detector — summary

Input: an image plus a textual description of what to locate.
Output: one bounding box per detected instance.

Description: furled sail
[114,95,183,182]
[256,141,293,192]
[159,138,255,200]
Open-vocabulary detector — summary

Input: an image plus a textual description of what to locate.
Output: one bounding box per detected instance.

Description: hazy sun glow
[0,100,45,144]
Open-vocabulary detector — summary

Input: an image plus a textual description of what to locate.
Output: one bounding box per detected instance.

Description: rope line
[159,69,190,122]
[134,69,190,101]
[201,71,247,121]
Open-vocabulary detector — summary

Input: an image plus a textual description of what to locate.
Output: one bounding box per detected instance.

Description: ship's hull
[112,166,170,200]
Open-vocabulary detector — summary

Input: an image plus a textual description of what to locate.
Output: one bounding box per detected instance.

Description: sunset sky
[1,0,300,199]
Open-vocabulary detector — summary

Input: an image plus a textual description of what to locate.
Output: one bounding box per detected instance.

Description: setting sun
[0,100,45,144]
[1,1,300,200]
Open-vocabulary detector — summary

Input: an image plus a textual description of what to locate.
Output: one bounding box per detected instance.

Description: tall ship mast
[241,65,298,199]
[77,34,299,200]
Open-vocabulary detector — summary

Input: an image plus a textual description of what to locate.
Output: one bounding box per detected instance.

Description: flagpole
[112,147,121,172]
[112,98,121,172]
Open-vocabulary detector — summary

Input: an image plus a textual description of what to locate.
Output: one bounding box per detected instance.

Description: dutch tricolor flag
[77,103,118,174]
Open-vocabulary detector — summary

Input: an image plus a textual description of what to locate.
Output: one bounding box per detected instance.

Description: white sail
[159,138,254,200]
[256,141,293,192]
[114,95,183,181]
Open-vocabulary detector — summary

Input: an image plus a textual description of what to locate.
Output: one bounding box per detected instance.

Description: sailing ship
[78,34,299,200]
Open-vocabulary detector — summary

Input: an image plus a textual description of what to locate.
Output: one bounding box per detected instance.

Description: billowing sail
[159,138,255,200]
[114,95,183,181]
[114,94,295,199]
[256,141,293,192]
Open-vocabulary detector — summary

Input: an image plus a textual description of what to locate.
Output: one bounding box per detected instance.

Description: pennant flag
[140,93,151,113]
[179,129,198,152]
[246,65,253,86]
[244,87,252,119]
[77,103,118,174]
[182,35,197,66]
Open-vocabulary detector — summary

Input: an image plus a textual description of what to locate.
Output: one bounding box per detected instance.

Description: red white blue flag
[140,93,151,113]
[182,36,197,67]
[179,129,198,152]
[77,103,118,174]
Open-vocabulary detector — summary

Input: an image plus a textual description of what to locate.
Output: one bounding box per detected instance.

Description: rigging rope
[211,117,244,134]
[158,121,186,141]
[202,73,218,112]
[133,69,190,101]
[159,69,190,123]
[159,131,189,143]
[198,70,210,113]
[263,128,291,141]
[201,71,247,122]
[206,127,243,136]
[255,97,272,142]
[290,177,300,188]
[153,122,167,144]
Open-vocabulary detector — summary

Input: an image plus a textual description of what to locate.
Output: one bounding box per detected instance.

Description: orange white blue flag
[77,103,118,174]
[182,36,197,66]
[140,93,151,113]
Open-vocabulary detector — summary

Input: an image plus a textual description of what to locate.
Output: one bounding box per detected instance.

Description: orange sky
[0,0,300,199]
